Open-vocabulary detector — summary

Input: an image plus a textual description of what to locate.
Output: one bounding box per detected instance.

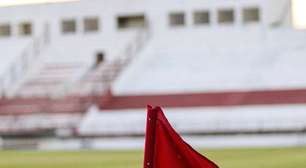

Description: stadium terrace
[0,0,306,151]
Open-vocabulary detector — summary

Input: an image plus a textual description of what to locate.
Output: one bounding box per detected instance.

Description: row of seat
[78,105,306,136]
[113,29,306,95]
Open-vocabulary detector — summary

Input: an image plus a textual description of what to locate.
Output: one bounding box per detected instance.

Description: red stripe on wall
[1,88,306,115]
[101,89,306,109]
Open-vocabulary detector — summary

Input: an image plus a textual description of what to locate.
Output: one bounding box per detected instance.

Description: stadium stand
[0,113,81,136]
[79,105,306,136]
[71,104,306,149]
[15,62,90,97]
[0,0,306,149]
[113,29,306,95]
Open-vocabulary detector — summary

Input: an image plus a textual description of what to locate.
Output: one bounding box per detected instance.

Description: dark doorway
[95,52,105,68]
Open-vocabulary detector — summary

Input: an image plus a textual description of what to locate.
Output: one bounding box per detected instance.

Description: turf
[0,147,306,168]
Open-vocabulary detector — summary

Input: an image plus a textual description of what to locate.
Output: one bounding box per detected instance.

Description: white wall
[0,0,294,62]
[0,0,292,41]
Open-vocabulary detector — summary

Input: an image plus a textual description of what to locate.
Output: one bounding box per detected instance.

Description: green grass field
[0,147,306,168]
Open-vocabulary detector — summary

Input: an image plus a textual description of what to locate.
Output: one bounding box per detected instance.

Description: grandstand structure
[0,0,306,149]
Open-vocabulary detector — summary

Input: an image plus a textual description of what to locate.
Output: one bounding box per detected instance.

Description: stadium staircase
[0,29,150,135]
[68,29,150,99]
[15,62,89,97]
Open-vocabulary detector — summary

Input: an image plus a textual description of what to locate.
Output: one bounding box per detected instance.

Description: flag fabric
[143,105,219,168]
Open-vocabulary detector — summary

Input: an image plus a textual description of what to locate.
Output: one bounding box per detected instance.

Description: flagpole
[143,105,158,168]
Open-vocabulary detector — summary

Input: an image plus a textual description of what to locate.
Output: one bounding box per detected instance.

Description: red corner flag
[143,105,219,168]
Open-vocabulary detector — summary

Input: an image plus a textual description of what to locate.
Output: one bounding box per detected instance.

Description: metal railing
[0,30,50,97]
[94,28,151,91]
[69,27,151,96]
[0,27,150,114]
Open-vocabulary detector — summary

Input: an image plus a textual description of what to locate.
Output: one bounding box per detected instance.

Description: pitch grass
[0,147,306,168]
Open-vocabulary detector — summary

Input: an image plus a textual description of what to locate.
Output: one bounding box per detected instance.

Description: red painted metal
[143,105,158,168]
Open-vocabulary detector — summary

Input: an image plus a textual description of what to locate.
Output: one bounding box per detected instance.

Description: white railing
[70,28,151,96]
[0,27,149,97]
[96,28,151,88]
[0,31,50,97]
[120,28,151,66]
